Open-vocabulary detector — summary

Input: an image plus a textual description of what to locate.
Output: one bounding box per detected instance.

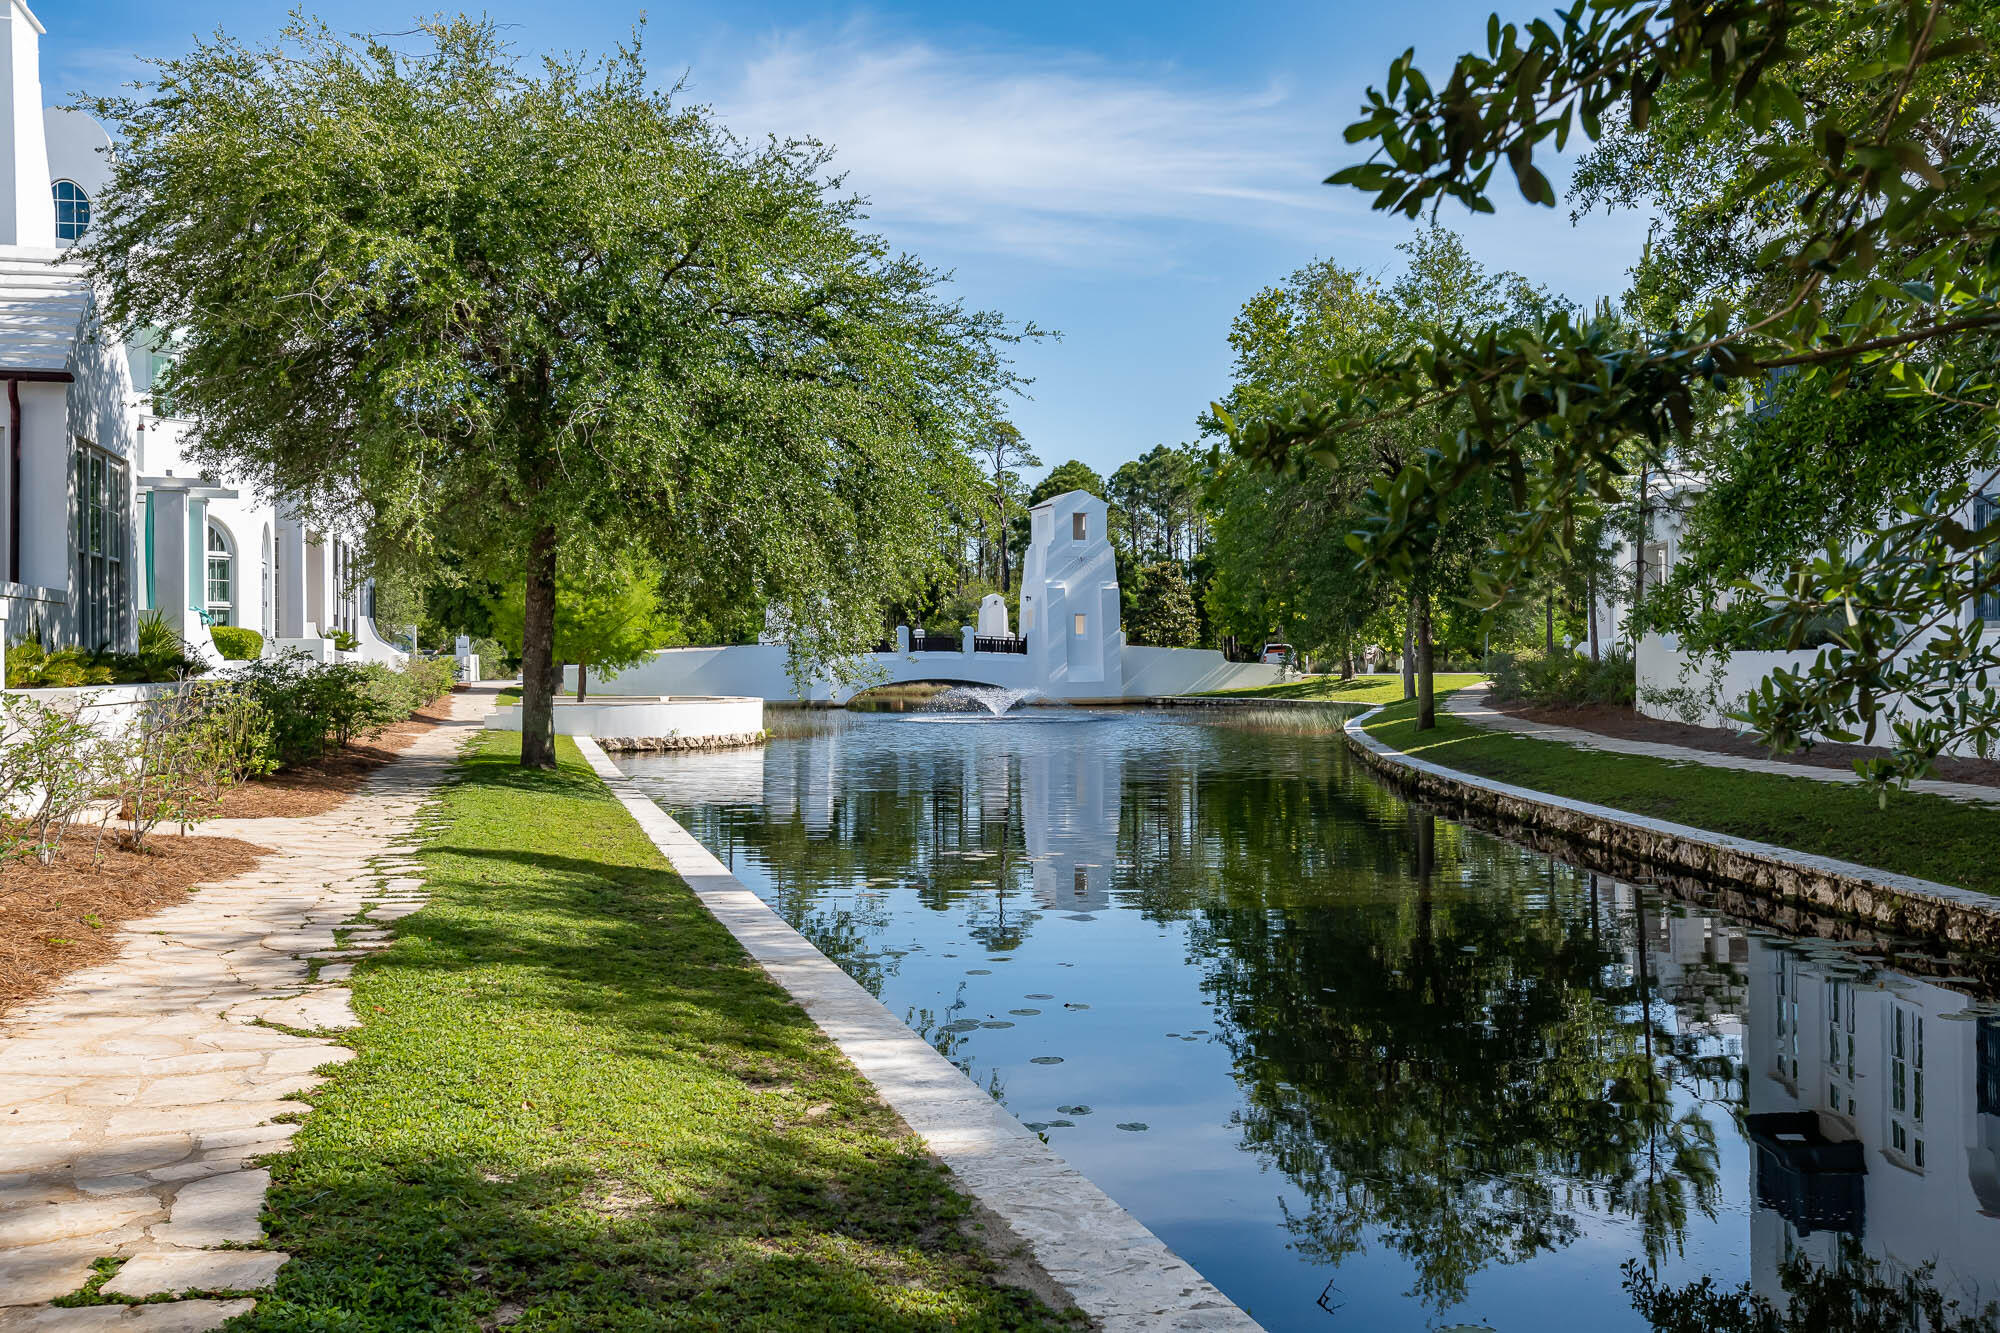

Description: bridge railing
[974,635,1028,655]
[909,633,962,653]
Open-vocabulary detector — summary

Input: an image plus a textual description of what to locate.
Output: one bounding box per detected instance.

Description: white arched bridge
[565,491,1283,704]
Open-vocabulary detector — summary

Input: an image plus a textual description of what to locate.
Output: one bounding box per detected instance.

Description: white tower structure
[0,1,52,248]
[1018,489,1122,695]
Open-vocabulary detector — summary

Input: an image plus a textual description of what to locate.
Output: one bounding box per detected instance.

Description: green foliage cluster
[1229,0,2000,786]
[208,624,263,661]
[1485,649,1636,708]
[119,681,275,845]
[78,15,1034,764]
[1624,1252,1999,1333]
[5,621,196,688]
[1125,562,1202,648]
[487,556,666,697]
[232,653,455,770]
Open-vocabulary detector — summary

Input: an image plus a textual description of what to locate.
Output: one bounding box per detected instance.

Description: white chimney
[0,1,54,248]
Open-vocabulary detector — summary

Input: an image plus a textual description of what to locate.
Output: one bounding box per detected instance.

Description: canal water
[616,707,2000,1331]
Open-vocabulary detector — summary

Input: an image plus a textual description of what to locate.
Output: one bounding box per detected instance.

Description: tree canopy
[79,15,1030,763]
[1225,0,2000,782]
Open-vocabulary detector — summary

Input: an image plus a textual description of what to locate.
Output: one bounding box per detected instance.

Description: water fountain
[920,685,1044,715]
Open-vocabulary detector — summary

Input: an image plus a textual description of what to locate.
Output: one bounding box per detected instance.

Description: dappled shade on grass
[1201,672,1485,703]
[242,731,1078,1330]
[1366,699,2000,899]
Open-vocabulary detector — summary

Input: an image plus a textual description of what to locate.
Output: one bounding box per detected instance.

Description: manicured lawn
[1363,696,2000,898]
[495,685,520,705]
[243,730,1079,1331]
[1201,671,1485,704]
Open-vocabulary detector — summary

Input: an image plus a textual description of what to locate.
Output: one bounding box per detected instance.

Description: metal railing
[910,633,961,653]
[973,635,1028,655]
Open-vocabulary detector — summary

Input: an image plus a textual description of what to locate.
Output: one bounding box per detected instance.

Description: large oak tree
[79,16,1028,765]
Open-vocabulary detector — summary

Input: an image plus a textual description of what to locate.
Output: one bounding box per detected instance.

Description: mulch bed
[1493,693,2000,789]
[1,832,270,1013]
[210,691,461,819]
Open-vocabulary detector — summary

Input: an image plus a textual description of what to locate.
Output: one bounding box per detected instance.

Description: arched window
[52,180,89,241]
[206,521,235,627]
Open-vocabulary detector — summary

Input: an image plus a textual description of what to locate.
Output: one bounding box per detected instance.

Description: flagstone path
[0,686,497,1330]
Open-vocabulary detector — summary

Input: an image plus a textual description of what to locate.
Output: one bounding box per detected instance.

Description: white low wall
[0,682,178,744]
[1634,633,1806,730]
[569,643,1280,703]
[1119,646,1284,697]
[488,694,764,742]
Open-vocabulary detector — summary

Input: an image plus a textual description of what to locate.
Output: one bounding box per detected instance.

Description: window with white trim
[53,180,89,241]
[1889,1003,1927,1170]
[72,442,127,650]
[206,521,235,626]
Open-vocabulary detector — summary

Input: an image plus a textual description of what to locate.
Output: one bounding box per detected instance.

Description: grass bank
[1200,671,1484,704]
[242,729,1079,1331]
[1363,693,2000,899]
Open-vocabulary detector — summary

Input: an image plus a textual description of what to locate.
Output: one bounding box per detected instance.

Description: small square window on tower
[1074,613,1087,636]
[1072,512,1087,540]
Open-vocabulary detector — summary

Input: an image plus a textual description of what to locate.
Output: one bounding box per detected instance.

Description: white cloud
[709,27,1357,268]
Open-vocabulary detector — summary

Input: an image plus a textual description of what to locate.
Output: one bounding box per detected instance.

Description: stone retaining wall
[595,732,766,754]
[1342,709,2000,952]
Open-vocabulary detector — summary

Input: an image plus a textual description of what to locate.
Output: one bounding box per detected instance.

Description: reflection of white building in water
[1745,941,2000,1308]
[1019,728,1118,913]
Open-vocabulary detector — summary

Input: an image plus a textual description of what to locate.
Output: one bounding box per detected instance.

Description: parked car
[1259,642,1293,667]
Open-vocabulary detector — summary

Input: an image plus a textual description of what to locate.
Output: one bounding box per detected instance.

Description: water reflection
[619,710,2000,1331]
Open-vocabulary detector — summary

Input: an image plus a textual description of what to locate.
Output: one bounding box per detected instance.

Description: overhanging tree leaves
[1227,0,2000,786]
[78,15,1031,766]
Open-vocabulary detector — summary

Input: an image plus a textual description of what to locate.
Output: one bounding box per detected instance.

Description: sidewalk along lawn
[1199,671,1485,703]
[1363,696,2000,900]
[237,729,1082,1331]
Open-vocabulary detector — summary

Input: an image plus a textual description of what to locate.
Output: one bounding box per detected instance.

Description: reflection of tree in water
[1142,740,1731,1311]
[1626,1246,2000,1332]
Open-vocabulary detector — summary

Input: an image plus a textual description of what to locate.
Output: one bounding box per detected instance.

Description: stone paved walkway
[1448,688,2000,807]
[0,687,496,1330]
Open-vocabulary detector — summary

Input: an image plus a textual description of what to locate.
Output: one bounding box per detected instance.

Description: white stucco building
[0,0,402,671]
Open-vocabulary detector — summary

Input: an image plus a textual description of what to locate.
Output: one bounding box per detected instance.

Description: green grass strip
[241,730,1078,1331]
[1363,695,2000,899]
[1199,671,1485,703]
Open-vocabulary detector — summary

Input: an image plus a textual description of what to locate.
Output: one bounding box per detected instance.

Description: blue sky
[43,1,1651,482]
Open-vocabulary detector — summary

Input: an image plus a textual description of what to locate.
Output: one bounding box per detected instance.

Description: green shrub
[6,621,195,688]
[329,628,360,652]
[1486,648,1636,708]
[233,652,457,770]
[210,625,264,660]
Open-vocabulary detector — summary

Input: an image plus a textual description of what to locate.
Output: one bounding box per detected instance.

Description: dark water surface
[617,708,2000,1331]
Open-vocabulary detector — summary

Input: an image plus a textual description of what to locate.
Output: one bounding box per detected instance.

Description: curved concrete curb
[1342,706,2000,950]
[572,737,1260,1333]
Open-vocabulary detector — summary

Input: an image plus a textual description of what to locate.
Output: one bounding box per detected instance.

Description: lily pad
[1115,1122,1149,1132]
[1030,1056,1064,1065]
[1056,1104,1092,1116]
[1009,1008,1041,1016]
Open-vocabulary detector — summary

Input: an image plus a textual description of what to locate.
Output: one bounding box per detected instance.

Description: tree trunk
[1588,569,1601,663]
[1402,610,1416,701]
[1414,587,1436,732]
[1545,597,1555,654]
[518,524,560,769]
[1340,645,1354,680]
[998,496,1011,594]
[1633,461,1649,648]
[577,660,588,702]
